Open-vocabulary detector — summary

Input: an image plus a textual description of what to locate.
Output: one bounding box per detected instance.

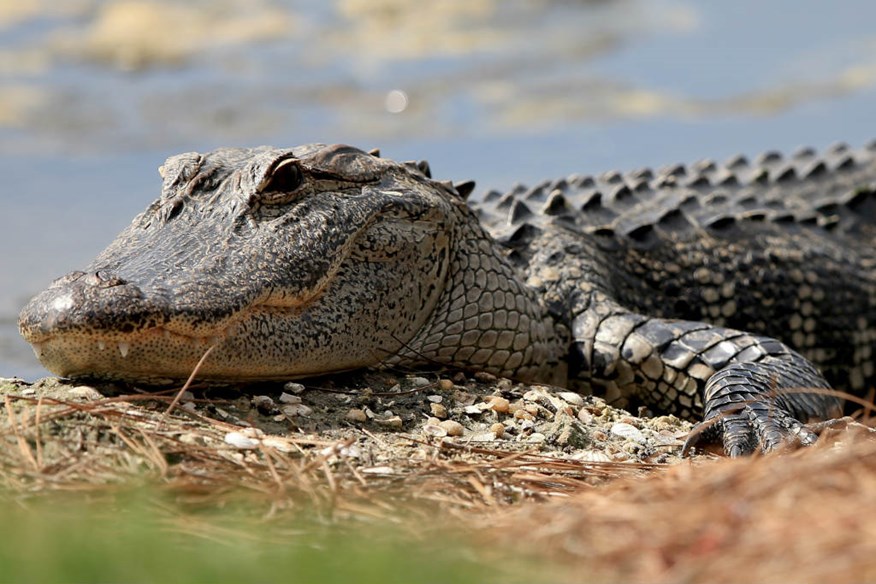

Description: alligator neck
[386,207,569,384]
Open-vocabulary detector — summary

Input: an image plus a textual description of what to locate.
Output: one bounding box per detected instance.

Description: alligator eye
[259,159,304,198]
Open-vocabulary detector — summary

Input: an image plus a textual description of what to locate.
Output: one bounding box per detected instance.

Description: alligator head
[19,144,497,383]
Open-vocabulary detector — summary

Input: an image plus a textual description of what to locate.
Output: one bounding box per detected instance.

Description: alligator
[18,142,876,456]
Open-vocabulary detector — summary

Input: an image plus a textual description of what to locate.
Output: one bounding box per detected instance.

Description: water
[2,0,875,380]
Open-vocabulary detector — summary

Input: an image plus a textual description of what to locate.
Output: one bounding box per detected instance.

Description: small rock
[345,408,367,423]
[426,395,443,403]
[282,404,313,417]
[408,376,430,387]
[518,419,536,432]
[496,378,513,390]
[374,415,403,430]
[279,392,302,404]
[464,404,487,415]
[272,414,286,422]
[181,402,197,413]
[430,402,448,419]
[283,382,306,394]
[514,409,534,421]
[558,392,585,406]
[490,422,505,438]
[67,386,102,401]
[577,408,593,424]
[524,404,540,416]
[438,379,454,391]
[522,390,543,403]
[439,420,464,437]
[486,396,510,414]
[527,432,546,443]
[20,388,36,397]
[610,422,646,444]
[224,432,260,449]
[252,395,276,413]
[473,371,497,383]
[423,424,448,437]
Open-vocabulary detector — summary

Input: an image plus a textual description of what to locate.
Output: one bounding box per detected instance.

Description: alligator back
[471,142,876,394]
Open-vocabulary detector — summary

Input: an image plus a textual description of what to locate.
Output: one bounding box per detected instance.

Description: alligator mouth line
[23,287,328,362]
[29,325,233,361]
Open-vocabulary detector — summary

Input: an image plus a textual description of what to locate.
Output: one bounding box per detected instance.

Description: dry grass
[1,377,875,582]
[481,425,876,583]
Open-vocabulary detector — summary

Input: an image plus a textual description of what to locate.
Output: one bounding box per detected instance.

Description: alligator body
[19,142,876,455]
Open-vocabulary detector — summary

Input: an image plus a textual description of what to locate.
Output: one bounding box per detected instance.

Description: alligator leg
[571,297,843,456]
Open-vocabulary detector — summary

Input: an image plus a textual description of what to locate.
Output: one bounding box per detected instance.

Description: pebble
[345,408,367,423]
[20,388,36,397]
[374,415,403,430]
[464,404,489,415]
[408,377,430,387]
[224,432,260,449]
[279,392,302,404]
[486,396,510,413]
[577,408,593,424]
[514,409,534,421]
[426,395,443,403]
[423,424,448,437]
[282,404,313,417]
[283,382,306,394]
[429,403,448,419]
[438,420,464,437]
[489,422,505,438]
[557,392,585,406]
[610,422,646,444]
[181,402,197,413]
[473,371,497,383]
[526,432,546,443]
[67,386,102,401]
[252,395,276,412]
[437,379,454,391]
[522,390,542,403]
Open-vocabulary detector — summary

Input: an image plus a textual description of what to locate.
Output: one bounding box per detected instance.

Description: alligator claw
[683,393,824,457]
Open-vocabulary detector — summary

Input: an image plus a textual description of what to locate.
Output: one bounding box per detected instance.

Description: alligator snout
[19,270,150,341]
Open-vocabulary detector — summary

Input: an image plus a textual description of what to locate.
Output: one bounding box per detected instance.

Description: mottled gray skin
[19,142,876,455]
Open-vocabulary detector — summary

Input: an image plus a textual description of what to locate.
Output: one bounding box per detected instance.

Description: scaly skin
[19,142,876,455]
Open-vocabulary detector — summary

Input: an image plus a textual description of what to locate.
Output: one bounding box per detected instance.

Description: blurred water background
[2,0,876,379]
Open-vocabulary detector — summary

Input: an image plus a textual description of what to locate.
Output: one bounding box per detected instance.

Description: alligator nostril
[86,271,128,288]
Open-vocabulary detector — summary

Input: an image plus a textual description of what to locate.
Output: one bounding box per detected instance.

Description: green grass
[0,491,506,584]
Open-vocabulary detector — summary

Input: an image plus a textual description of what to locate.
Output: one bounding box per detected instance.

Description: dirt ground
[1,371,875,583]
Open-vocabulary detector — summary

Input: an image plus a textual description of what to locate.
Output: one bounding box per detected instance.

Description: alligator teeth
[118,342,130,358]
[31,343,43,359]
[97,340,106,351]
